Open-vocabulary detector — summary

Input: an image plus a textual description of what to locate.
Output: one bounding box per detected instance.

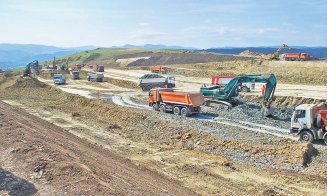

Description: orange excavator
[265,44,292,60]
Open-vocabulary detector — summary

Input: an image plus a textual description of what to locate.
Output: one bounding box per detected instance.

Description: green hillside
[52,48,146,65]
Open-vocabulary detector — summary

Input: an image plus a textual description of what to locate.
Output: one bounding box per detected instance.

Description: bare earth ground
[0,73,327,195]
[0,101,195,195]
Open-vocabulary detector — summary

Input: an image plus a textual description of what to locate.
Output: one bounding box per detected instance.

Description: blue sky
[0,0,326,48]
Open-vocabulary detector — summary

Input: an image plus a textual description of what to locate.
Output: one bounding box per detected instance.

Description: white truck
[290,103,327,145]
[139,74,175,91]
[87,72,104,82]
[211,75,255,92]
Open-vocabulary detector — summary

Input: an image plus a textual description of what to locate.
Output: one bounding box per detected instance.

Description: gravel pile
[139,74,164,79]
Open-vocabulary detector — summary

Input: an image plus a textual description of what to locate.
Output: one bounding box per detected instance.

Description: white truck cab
[291,103,327,144]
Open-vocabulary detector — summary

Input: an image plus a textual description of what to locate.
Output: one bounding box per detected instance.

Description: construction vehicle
[265,44,292,60]
[139,74,175,91]
[200,74,277,117]
[21,60,40,77]
[149,88,204,117]
[150,66,168,74]
[53,74,66,85]
[282,53,310,61]
[290,103,327,145]
[87,72,104,82]
[70,71,80,80]
[93,65,104,72]
[211,75,255,92]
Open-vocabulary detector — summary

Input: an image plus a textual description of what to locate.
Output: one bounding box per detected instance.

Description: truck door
[292,109,308,128]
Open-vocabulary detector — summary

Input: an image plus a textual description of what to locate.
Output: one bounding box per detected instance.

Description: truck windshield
[54,76,61,79]
[295,110,306,118]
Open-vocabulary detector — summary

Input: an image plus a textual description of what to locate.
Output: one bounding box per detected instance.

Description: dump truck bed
[160,91,204,107]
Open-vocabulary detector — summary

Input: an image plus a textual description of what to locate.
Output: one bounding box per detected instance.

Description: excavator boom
[200,74,277,117]
[22,60,40,77]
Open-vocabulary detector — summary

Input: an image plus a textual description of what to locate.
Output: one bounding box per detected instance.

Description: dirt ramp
[241,94,326,107]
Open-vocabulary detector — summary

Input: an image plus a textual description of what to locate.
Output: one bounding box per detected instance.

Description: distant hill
[204,47,327,58]
[0,44,97,70]
[111,44,197,50]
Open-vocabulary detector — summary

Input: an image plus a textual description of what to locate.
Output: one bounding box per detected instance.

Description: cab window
[295,110,306,118]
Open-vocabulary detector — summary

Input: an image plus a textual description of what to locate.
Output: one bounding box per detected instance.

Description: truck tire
[173,106,180,115]
[181,107,189,117]
[160,105,166,113]
[152,103,159,111]
[324,133,327,145]
[300,130,314,143]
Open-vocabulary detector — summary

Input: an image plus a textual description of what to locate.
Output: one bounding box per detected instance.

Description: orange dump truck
[150,66,168,74]
[149,88,204,116]
[282,53,309,61]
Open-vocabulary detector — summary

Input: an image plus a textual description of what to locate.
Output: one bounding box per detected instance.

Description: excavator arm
[266,44,292,60]
[200,74,277,116]
[22,60,40,77]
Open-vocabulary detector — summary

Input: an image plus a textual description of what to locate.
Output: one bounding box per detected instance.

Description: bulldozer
[264,44,292,60]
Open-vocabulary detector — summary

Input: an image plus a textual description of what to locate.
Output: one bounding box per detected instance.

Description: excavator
[21,60,40,77]
[265,44,292,60]
[200,74,277,117]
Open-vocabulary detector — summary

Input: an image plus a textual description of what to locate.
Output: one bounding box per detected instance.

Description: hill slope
[0,44,97,69]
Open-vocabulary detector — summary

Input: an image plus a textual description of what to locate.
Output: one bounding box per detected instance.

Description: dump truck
[139,74,175,91]
[87,72,104,82]
[53,74,66,85]
[93,65,104,72]
[70,71,80,80]
[290,103,327,145]
[150,66,168,74]
[282,53,309,61]
[149,88,204,117]
[211,75,255,92]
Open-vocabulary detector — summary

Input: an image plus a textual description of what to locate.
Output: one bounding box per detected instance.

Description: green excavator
[200,74,277,117]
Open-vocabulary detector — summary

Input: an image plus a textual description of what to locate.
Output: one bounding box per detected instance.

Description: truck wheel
[300,130,314,143]
[324,133,327,145]
[152,103,159,111]
[173,107,181,115]
[181,107,189,117]
[160,105,166,113]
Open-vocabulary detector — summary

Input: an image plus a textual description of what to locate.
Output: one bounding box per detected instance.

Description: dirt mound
[239,50,265,58]
[105,77,139,89]
[114,52,252,66]
[9,78,47,89]
[241,94,326,107]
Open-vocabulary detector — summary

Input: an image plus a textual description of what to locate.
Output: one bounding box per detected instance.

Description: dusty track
[0,101,195,195]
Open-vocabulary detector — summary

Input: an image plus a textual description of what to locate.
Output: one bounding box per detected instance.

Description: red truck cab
[94,65,104,72]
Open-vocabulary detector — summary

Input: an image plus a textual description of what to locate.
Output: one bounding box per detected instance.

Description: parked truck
[53,74,66,85]
[290,103,327,145]
[281,53,310,61]
[149,88,204,117]
[211,75,255,92]
[93,65,104,72]
[87,72,104,82]
[150,66,168,74]
[139,74,175,91]
[70,71,80,80]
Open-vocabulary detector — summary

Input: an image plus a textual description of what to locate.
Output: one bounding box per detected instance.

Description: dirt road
[103,68,327,99]
[0,101,195,195]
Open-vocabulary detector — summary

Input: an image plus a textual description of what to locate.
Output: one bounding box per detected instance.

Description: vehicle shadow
[0,167,37,196]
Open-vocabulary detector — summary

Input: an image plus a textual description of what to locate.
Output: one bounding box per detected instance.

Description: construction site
[0,46,327,195]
